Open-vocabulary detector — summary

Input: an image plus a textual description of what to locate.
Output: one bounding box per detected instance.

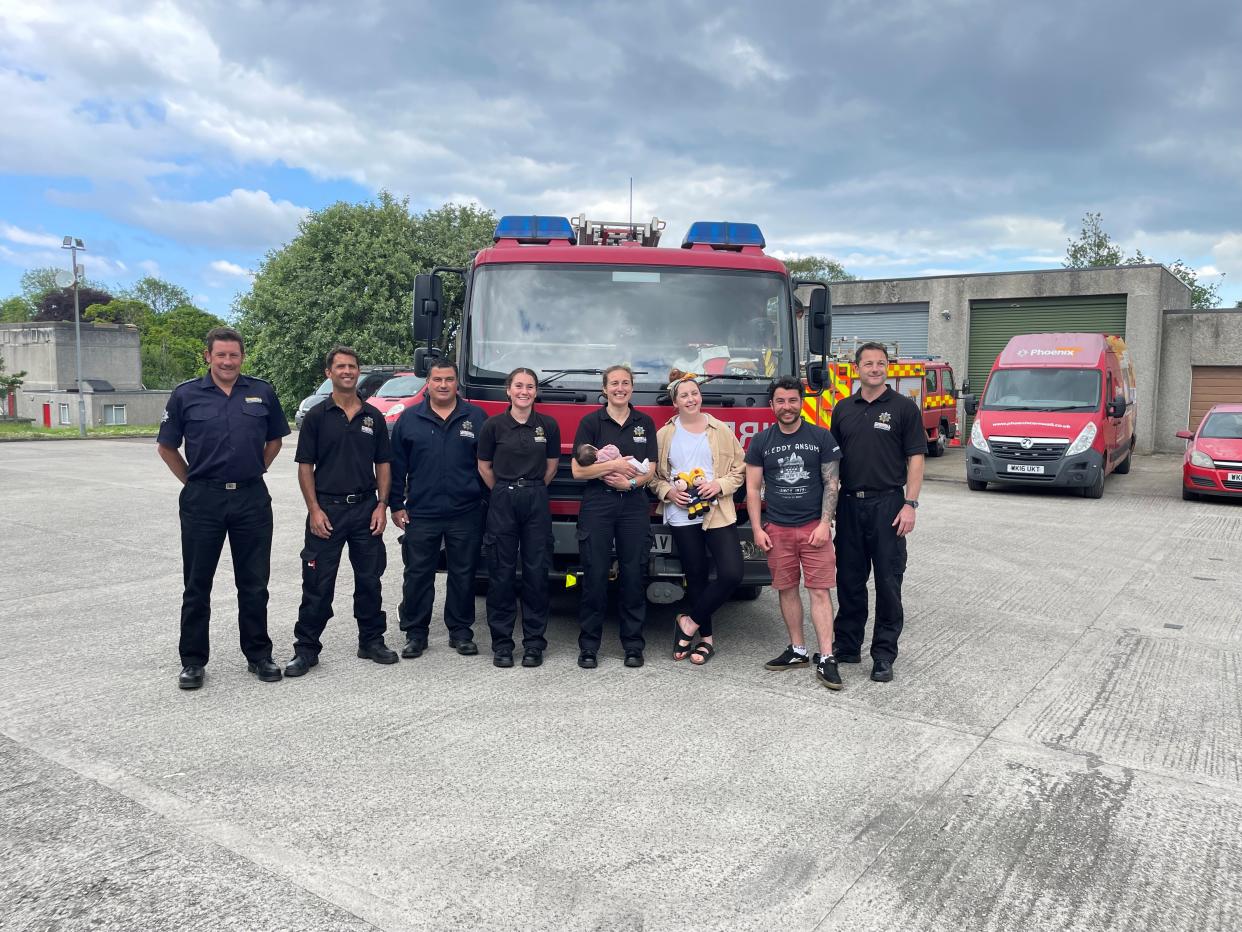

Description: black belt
[193,477,263,491]
[843,488,902,499]
[501,478,541,489]
[318,491,377,505]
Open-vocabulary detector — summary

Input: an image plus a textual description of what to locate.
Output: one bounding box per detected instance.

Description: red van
[964,333,1136,499]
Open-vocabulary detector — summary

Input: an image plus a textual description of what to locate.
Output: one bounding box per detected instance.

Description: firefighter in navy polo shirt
[156,326,291,690]
[570,364,658,669]
[476,367,561,668]
[830,342,926,682]
[388,358,488,658]
[286,346,398,677]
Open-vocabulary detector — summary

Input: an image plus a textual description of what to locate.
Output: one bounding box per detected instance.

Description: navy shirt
[572,405,657,502]
[477,408,561,482]
[295,397,392,495]
[157,374,290,482]
[830,387,926,493]
[389,396,488,518]
[745,421,841,526]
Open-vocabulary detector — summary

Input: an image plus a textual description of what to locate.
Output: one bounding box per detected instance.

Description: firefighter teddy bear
[673,467,716,519]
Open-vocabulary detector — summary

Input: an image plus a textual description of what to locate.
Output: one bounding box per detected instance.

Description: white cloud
[123,189,308,249]
[138,259,160,276]
[1,222,62,249]
[209,259,251,278]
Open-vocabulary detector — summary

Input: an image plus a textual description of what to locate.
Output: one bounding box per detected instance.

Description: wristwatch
[629,478,638,491]
[904,499,919,509]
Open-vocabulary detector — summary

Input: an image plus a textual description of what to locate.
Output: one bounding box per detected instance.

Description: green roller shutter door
[967,295,1127,430]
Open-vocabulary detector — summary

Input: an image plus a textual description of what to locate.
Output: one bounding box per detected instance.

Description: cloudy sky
[2,0,1240,312]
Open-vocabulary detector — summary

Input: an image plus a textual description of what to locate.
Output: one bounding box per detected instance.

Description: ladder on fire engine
[571,216,666,247]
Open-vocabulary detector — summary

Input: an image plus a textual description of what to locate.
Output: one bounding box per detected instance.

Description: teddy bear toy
[674,467,716,519]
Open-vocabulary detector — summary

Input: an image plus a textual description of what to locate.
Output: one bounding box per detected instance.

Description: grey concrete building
[823,265,1242,454]
[0,320,171,428]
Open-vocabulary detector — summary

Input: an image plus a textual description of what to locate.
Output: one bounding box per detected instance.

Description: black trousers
[668,523,743,638]
[398,506,483,645]
[833,491,908,662]
[178,480,274,667]
[485,482,552,654]
[576,492,649,654]
[293,498,387,658]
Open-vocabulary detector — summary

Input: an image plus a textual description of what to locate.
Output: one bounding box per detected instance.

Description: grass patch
[0,422,160,441]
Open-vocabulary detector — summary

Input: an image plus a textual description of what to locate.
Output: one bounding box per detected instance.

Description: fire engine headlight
[1066,422,1098,457]
[1190,448,1214,469]
[970,420,989,453]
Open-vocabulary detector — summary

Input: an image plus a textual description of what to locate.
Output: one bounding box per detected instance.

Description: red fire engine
[411,214,833,602]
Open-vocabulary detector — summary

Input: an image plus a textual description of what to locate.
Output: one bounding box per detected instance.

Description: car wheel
[1082,470,1105,499]
[732,584,763,601]
[967,478,987,492]
[1182,487,1198,501]
[927,425,946,458]
[1114,445,1133,475]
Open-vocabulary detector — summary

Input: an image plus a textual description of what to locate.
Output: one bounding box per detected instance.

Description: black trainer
[764,645,810,671]
[813,653,843,690]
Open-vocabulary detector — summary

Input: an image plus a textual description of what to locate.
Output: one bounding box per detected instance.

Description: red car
[367,372,427,431]
[1177,403,1242,501]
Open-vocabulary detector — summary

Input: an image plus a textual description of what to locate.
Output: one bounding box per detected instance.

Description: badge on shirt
[245,396,263,404]
[633,425,647,443]
[534,425,547,443]
[874,411,892,431]
[361,415,374,435]
[460,419,475,439]
[161,408,169,423]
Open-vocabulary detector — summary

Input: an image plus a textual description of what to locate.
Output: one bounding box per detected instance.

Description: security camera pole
[61,236,86,437]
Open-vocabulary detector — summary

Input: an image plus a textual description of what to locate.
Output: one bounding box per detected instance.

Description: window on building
[58,403,71,425]
[103,404,127,426]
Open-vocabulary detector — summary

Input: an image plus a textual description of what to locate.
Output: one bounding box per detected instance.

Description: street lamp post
[61,236,87,438]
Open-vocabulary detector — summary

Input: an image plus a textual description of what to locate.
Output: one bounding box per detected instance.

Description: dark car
[293,366,402,429]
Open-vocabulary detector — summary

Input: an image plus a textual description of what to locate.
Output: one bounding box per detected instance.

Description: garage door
[832,303,930,356]
[1189,366,1242,430]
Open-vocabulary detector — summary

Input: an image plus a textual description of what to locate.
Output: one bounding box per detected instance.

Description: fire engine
[801,342,960,456]
[411,214,833,602]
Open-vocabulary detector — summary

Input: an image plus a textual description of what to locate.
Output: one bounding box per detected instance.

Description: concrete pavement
[1,439,1239,931]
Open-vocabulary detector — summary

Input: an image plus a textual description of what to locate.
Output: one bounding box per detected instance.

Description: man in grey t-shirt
[745,377,843,689]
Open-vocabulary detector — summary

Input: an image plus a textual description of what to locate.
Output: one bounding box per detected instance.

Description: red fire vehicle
[411,215,832,602]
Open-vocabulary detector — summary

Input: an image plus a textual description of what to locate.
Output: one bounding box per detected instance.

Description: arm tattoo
[821,460,840,521]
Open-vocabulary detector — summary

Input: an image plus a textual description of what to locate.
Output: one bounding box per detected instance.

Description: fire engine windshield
[982,368,1102,411]
[466,264,791,386]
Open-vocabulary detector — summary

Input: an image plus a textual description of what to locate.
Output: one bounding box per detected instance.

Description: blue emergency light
[493,215,577,244]
[681,221,766,249]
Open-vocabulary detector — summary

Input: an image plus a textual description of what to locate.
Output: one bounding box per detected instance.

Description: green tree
[783,255,856,282]
[140,304,226,388]
[35,286,115,321]
[235,193,495,410]
[83,299,154,326]
[1,296,32,322]
[1064,212,1222,309]
[124,276,192,316]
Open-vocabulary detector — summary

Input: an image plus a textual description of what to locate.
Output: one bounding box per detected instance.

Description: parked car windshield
[1201,412,1242,439]
[314,378,331,394]
[466,263,791,387]
[982,368,1101,411]
[375,375,425,398]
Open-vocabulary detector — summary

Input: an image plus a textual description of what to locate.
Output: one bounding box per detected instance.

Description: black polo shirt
[295,396,392,495]
[830,387,926,493]
[157,373,290,482]
[477,407,561,482]
[572,404,657,501]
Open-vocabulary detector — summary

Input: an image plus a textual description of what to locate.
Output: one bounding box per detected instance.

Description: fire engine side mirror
[806,287,831,356]
[412,346,441,379]
[963,394,979,416]
[412,273,444,345]
[960,379,971,395]
[805,361,827,392]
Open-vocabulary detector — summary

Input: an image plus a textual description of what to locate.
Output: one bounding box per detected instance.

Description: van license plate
[650,533,673,554]
[1229,472,1242,483]
[1007,464,1045,474]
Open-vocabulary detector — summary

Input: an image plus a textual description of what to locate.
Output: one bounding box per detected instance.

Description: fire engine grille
[989,439,1067,462]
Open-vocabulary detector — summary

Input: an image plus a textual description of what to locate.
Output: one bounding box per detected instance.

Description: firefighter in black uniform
[570,365,657,669]
[156,326,290,690]
[286,346,397,676]
[830,342,926,683]
[476,367,561,668]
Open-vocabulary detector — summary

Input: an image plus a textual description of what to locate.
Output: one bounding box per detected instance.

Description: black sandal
[690,642,716,665]
[673,614,697,660]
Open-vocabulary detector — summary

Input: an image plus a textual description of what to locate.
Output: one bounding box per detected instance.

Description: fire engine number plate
[650,533,673,554]
[1228,472,1242,483]
[1006,464,1045,474]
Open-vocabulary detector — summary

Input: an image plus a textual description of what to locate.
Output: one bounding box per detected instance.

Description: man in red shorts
[745,376,843,689]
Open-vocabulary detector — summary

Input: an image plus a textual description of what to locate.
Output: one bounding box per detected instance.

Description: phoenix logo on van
[1016,348,1079,357]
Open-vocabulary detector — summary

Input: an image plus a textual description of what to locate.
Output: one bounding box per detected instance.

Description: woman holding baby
[570,365,658,670]
[649,370,746,665]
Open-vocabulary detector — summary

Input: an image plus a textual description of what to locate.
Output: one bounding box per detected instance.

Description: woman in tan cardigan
[649,371,746,664]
